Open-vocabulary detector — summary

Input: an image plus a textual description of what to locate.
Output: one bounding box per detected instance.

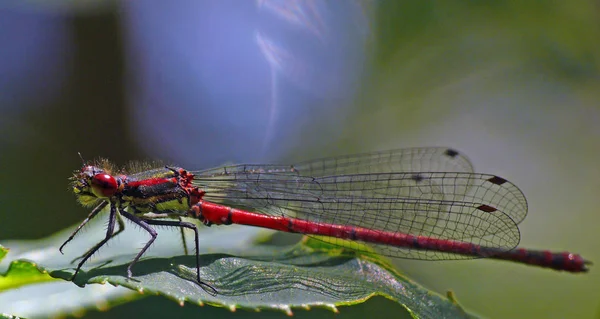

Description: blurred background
[1,1,599,318]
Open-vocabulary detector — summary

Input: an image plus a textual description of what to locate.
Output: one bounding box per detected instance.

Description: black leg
[178,216,189,256]
[143,218,216,295]
[70,213,126,263]
[71,202,117,280]
[60,201,108,254]
[119,210,158,280]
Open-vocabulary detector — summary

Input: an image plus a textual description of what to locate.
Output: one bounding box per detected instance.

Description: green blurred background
[1,1,599,318]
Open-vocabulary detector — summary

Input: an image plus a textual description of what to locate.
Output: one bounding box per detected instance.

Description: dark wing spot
[477,204,497,213]
[411,174,425,183]
[487,176,508,185]
[444,148,459,158]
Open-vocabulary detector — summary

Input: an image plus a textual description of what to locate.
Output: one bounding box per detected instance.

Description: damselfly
[62,148,590,293]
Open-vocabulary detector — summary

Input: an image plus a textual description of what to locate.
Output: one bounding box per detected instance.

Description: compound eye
[90,173,118,197]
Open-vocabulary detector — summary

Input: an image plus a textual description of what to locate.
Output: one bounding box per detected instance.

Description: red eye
[90,173,118,197]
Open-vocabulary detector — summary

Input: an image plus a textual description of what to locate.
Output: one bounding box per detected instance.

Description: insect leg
[60,201,108,254]
[71,202,117,280]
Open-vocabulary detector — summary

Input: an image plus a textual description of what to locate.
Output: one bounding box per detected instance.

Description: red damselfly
[62,147,590,293]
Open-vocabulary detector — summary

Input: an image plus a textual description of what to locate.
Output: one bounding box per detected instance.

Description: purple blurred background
[124,0,370,166]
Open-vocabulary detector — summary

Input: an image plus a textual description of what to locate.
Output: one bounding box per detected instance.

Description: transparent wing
[196,147,473,178]
[192,148,527,260]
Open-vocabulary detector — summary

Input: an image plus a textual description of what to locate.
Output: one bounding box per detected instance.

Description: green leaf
[1,210,477,319]
[0,245,55,292]
[0,241,138,318]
